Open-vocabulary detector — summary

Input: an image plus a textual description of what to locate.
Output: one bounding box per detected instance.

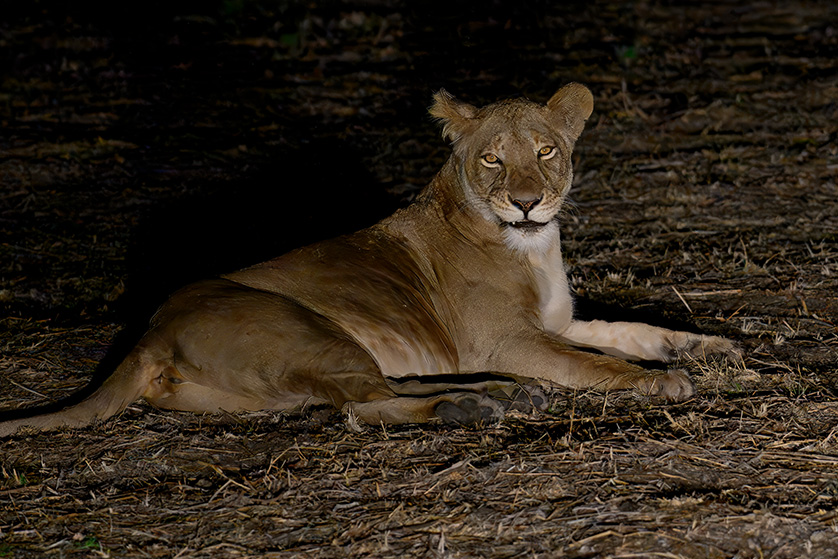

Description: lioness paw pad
[436,393,504,425]
[489,383,549,413]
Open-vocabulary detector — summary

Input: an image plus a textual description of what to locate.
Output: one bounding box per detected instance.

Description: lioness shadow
[0,140,400,423]
[122,140,400,319]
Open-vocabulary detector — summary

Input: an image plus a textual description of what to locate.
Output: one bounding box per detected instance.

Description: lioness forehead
[476,97,542,117]
[484,128,554,145]
[471,104,559,147]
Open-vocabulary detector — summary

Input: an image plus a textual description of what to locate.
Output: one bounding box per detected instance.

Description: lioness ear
[547,83,594,143]
[430,89,479,143]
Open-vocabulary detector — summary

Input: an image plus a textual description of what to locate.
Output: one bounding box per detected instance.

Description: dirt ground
[1,1,837,557]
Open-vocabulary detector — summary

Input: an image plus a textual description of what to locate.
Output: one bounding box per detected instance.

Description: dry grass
[3,381,838,558]
[2,1,838,557]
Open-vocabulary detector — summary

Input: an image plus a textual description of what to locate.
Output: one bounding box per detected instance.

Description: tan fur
[0,83,740,436]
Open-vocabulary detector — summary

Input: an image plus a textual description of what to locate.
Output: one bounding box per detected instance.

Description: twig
[671,286,693,314]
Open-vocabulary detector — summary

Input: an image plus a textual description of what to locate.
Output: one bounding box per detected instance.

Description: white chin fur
[502,220,559,253]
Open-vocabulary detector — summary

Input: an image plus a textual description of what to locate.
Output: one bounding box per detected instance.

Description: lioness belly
[224,232,461,379]
[341,322,458,378]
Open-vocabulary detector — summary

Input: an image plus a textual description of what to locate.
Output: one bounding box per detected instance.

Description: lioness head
[430,83,594,252]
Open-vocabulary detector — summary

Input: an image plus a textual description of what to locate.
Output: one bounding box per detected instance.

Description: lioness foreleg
[558,320,740,363]
[489,333,696,400]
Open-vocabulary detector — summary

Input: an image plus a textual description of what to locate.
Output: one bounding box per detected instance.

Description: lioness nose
[510,196,542,214]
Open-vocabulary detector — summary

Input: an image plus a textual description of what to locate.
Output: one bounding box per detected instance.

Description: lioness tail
[0,349,152,437]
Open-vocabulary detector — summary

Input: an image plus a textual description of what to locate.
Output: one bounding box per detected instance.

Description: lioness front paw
[666,333,741,363]
[634,369,695,401]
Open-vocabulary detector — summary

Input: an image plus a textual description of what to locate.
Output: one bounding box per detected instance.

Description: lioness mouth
[506,220,547,230]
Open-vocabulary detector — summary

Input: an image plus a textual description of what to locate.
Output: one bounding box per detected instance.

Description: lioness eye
[481,154,501,167]
[538,146,556,158]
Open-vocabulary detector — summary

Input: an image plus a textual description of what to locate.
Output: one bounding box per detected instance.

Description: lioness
[0,83,738,436]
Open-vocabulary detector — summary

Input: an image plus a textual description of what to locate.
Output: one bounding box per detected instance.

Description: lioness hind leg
[343,392,504,425]
[387,373,547,411]
[388,375,548,414]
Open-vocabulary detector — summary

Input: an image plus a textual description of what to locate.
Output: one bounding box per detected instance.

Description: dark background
[1,1,837,557]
